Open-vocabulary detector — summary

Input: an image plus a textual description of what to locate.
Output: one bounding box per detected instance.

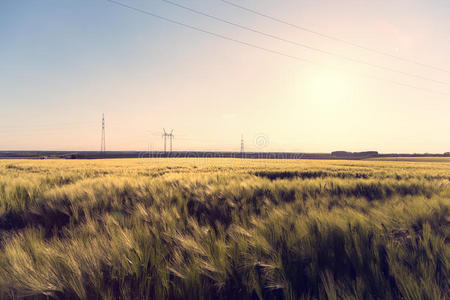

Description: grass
[0,158,448,299]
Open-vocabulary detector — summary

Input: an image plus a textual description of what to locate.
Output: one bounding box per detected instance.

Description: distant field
[368,156,450,163]
[0,158,448,299]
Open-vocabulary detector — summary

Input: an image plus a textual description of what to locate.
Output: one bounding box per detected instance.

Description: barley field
[0,158,448,299]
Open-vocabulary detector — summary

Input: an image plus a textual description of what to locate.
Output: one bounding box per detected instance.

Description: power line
[105,0,312,62]
[160,0,450,87]
[104,0,450,96]
[0,123,96,134]
[220,0,450,74]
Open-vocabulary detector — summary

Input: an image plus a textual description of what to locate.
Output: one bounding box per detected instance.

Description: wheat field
[0,158,448,299]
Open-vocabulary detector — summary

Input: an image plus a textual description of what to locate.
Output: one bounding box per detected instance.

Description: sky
[1,0,449,153]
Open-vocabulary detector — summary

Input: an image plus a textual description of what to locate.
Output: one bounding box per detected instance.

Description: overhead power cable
[105,0,450,96]
[160,0,450,86]
[220,0,450,74]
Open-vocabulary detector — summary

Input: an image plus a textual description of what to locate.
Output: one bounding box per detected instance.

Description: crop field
[0,158,448,299]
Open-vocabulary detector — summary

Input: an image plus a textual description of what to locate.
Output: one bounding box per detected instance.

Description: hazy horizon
[1,0,449,153]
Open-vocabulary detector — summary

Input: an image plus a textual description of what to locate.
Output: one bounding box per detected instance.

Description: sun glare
[306,69,354,105]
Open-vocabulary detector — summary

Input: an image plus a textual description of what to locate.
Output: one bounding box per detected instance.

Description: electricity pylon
[101,113,106,153]
[162,129,174,152]
[169,129,174,152]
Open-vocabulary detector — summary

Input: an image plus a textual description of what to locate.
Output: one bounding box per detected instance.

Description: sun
[291,68,357,125]
[306,68,354,106]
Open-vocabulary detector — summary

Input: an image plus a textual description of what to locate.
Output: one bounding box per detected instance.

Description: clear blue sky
[1,0,449,153]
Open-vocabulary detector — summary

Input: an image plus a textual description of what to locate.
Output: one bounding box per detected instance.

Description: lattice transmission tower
[162,129,174,152]
[101,113,106,153]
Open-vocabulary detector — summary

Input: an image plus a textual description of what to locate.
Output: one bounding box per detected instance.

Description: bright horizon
[1,0,449,153]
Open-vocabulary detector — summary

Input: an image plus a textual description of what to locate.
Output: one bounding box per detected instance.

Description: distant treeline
[0,150,448,160]
[0,151,319,160]
[331,151,379,158]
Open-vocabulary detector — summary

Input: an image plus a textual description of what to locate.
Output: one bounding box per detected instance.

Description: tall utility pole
[162,129,167,152]
[101,113,106,153]
[240,134,244,154]
[169,129,174,152]
[162,129,174,152]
